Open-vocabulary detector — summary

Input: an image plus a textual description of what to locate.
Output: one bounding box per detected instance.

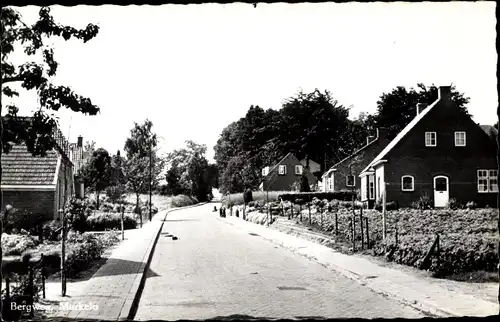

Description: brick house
[358,86,498,209]
[1,126,76,220]
[321,128,390,204]
[259,153,318,191]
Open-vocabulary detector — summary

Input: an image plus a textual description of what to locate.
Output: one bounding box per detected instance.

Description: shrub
[411,194,433,210]
[100,202,115,212]
[2,209,44,235]
[65,197,92,233]
[105,185,126,204]
[243,188,253,204]
[300,175,310,192]
[278,191,356,203]
[86,212,137,231]
[374,201,398,211]
[1,234,39,256]
[170,195,198,208]
[42,220,63,241]
[466,201,478,209]
[446,198,463,210]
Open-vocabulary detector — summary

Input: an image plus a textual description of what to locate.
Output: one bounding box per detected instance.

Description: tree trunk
[136,193,142,228]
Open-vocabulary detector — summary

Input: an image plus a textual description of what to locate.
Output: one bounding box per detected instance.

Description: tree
[78,148,112,209]
[165,165,184,195]
[300,174,311,192]
[1,6,100,157]
[373,83,470,139]
[124,119,157,159]
[166,140,213,201]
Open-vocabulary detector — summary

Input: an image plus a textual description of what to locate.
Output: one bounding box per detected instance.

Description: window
[295,165,303,175]
[368,175,375,200]
[478,169,498,193]
[425,132,437,147]
[346,175,355,187]
[262,168,268,176]
[278,165,287,175]
[328,176,334,191]
[454,132,466,146]
[401,175,414,191]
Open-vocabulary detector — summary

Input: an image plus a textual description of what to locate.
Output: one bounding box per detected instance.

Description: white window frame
[368,175,375,200]
[346,175,355,187]
[425,132,437,147]
[328,176,334,191]
[401,175,415,191]
[278,165,287,175]
[478,169,498,193]
[454,131,466,147]
[295,165,303,175]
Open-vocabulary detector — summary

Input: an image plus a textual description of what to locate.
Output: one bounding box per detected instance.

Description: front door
[433,176,449,207]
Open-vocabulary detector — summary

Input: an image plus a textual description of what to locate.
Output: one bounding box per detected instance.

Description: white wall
[375,165,385,201]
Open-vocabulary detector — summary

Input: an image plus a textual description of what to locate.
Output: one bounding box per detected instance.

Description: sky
[3,2,498,163]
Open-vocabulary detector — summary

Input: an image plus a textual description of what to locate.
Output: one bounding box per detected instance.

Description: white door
[433,176,449,207]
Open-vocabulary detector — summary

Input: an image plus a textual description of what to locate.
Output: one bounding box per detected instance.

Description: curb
[124,202,208,320]
[218,214,491,318]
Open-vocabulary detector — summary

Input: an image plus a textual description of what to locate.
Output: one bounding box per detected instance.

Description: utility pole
[149,140,152,222]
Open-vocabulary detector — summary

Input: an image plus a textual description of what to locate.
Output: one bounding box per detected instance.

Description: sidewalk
[38,203,205,321]
[218,213,498,317]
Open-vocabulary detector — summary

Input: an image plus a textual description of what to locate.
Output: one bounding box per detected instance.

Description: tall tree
[278,89,351,170]
[374,83,470,139]
[78,148,112,209]
[1,6,100,157]
[167,141,213,200]
[124,119,157,159]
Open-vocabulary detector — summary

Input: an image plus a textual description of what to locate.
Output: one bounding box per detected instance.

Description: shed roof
[1,144,59,186]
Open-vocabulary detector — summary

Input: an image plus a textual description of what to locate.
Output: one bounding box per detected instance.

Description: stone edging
[123,202,208,320]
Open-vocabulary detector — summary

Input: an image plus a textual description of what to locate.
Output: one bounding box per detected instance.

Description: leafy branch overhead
[1,6,100,156]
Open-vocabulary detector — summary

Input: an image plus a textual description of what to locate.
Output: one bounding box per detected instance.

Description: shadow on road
[89,259,160,278]
[163,219,200,222]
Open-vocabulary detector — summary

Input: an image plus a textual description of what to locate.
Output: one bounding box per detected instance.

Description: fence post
[282,203,285,218]
[365,217,370,249]
[308,203,311,225]
[335,211,338,236]
[382,188,387,240]
[41,253,46,299]
[60,209,67,297]
[290,202,293,220]
[436,234,440,270]
[121,205,125,241]
[320,208,323,230]
[352,210,356,252]
[395,222,399,245]
[360,207,364,250]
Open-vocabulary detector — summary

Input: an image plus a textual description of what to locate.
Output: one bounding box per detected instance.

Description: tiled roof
[1,144,59,186]
[359,98,440,175]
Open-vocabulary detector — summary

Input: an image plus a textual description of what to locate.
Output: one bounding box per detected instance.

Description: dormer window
[278,165,287,175]
[425,132,437,147]
[295,165,303,175]
[454,131,466,146]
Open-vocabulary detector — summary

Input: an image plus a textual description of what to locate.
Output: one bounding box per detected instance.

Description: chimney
[77,136,83,148]
[416,103,428,115]
[438,86,452,100]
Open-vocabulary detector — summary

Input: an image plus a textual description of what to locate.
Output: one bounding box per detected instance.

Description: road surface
[134,204,425,320]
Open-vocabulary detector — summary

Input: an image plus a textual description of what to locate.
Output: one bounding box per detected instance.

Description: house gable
[361,86,498,208]
[262,152,318,191]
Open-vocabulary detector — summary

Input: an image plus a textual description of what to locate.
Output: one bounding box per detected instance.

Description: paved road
[134,204,425,320]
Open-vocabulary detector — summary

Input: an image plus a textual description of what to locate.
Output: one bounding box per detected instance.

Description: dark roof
[480,125,498,141]
[1,144,59,186]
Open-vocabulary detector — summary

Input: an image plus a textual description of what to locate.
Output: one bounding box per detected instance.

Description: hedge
[86,212,137,231]
[278,191,356,203]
